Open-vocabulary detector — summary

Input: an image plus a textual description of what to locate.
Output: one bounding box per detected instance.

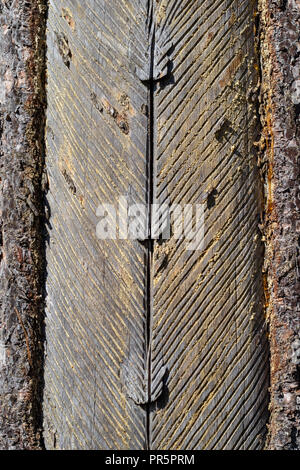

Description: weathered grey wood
[43,0,151,450]
[150,0,269,450]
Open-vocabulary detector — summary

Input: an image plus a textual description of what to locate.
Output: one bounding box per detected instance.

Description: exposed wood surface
[43,0,269,449]
[151,0,269,450]
[43,0,150,449]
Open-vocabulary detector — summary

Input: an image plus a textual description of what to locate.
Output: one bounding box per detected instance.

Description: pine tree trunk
[0,0,298,450]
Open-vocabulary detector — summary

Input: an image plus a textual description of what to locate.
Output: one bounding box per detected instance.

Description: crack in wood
[140,5,172,448]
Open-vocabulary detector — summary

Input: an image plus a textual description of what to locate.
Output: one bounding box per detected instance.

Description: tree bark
[259,0,300,450]
[0,0,47,449]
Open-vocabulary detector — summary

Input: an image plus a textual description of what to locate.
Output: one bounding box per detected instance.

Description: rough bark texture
[258,0,300,450]
[0,0,47,449]
[0,0,298,451]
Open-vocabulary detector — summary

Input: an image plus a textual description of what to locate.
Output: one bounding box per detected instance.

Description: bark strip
[0,0,47,449]
[258,0,300,450]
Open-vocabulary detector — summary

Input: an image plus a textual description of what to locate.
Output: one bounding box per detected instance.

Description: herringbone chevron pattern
[43,0,269,449]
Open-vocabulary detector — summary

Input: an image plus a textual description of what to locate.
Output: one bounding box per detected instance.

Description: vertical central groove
[146,25,156,451]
